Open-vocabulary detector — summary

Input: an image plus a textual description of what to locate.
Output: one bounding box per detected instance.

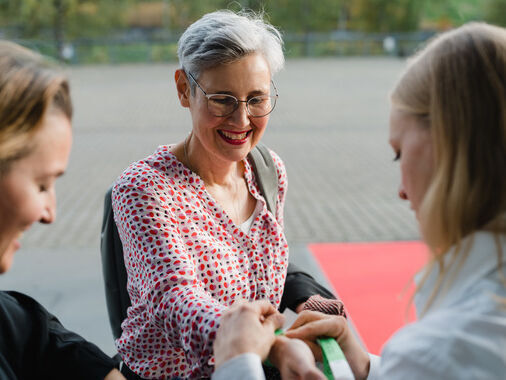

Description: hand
[213,299,284,369]
[295,302,306,313]
[104,369,126,380]
[285,311,370,380]
[269,336,325,380]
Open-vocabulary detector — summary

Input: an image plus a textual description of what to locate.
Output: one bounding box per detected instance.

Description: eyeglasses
[186,71,278,118]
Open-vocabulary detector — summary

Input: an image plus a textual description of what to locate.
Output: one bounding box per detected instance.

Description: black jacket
[0,291,117,380]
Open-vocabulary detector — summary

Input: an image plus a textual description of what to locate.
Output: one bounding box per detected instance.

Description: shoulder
[113,145,180,194]
[267,147,286,174]
[380,310,506,379]
[0,291,43,317]
[0,291,44,352]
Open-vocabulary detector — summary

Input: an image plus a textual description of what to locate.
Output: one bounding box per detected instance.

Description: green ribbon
[264,331,353,380]
[317,338,353,380]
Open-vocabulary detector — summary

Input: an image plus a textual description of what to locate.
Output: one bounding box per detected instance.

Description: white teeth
[221,130,249,140]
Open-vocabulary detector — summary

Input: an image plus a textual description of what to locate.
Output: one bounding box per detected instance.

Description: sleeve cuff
[366,354,381,380]
[212,353,265,380]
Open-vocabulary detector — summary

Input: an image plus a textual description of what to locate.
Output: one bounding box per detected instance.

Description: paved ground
[0,58,420,355]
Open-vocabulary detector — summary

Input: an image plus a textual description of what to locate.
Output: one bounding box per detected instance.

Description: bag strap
[247,143,278,215]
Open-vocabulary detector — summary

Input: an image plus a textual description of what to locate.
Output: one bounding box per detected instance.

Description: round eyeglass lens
[207,95,237,116]
[247,95,276,117]
[207,94,277,117]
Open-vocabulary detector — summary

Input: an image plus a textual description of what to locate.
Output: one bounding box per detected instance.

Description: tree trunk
[53,0,65,61]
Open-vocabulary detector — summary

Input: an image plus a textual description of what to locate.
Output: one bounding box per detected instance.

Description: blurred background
[1,0,505,64]
[1,0,504,356]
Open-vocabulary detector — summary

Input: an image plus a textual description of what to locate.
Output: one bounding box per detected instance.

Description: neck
[184,133,243,186]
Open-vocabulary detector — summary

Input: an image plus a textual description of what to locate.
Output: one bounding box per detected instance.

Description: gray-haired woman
[112,10,334,379]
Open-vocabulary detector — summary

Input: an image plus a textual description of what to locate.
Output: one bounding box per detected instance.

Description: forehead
[389,107,418,139]
[19,112,72,172]
[198,53,271,90]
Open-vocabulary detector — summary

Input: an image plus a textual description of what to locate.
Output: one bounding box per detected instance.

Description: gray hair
[177,10,284,85]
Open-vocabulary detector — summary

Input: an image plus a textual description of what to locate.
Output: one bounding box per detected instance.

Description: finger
[304,340,323,362]
[287,310,328,330]
[250,299,277,317]
[263,311,285,331]
[306,369,326,380]
[285,317,347,341]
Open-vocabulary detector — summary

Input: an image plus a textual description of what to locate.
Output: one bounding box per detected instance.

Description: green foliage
[1,0,505,64]
[0,0,133,38]
[422,0,484,27]
[1,0,504,39]
[484,0,506,26]
[348,0,424,32]
[150,43,178,62]
[265,0,342,33]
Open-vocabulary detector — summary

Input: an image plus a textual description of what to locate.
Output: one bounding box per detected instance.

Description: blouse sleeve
[269,149,288,229]
[112,177,226,376]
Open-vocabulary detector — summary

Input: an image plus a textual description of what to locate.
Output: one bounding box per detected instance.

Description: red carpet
[308,241,428,355]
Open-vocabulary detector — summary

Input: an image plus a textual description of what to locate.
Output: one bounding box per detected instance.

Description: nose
[398,184,408,200]
[40,192,56,224]
[229,102,250,127]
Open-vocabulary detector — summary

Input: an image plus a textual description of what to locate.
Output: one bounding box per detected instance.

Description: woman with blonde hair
[283,22,506,379]
[0,41,124,379]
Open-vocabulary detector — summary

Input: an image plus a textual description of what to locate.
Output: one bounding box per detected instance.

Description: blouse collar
[415,231,506,316]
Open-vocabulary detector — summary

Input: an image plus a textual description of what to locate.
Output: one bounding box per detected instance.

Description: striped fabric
[302,295,347,318]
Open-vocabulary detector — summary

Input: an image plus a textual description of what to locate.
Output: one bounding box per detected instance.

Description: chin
[0,243,17,274]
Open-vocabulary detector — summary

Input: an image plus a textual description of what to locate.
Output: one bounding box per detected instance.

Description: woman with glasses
[111,10,336,379]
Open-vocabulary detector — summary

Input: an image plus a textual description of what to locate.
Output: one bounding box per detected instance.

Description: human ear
[175,69,190,108]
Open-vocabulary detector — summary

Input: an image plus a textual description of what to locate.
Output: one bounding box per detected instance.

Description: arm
[270,151,337,312]
[213,300,324,380]
[212,300,282,380]
[268,336,326,380]
[280,263,337,312]
[1,291,120,380]
[213,300,284,368]
[112,179,226,377]
[285,311,370,380]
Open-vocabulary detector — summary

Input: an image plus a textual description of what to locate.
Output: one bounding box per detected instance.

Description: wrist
[295,302,306,313]
[267,335,290,367]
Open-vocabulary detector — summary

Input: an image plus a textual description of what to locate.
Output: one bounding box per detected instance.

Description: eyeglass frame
[185,70,279,118]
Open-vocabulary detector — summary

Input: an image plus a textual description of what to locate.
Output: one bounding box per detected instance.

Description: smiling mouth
[218,129,252,145]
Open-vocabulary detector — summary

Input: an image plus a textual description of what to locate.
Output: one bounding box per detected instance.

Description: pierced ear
[175,69,190,108]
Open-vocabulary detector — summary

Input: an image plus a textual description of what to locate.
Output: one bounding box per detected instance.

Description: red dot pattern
[112,145,288,379]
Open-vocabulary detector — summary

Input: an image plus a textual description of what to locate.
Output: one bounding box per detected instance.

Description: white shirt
[212,232,506,380]
[368,231,506,380]
[212,353,265,380]
[240,200,263,234]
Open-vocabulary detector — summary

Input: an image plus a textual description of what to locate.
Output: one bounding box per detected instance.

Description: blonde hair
[0,40,72,175]
[391,23,506,310]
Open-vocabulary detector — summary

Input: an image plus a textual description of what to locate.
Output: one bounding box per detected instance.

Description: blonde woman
[216,23,506,379]
[0,41,124,379]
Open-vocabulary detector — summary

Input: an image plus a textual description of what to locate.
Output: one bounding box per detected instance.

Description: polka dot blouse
[112,145,289,379]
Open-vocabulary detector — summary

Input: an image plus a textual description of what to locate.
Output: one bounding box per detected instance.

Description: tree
[347,0,424,32]
[484,0,506,26]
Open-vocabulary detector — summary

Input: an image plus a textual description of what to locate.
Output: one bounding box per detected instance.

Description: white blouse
[368,231,506,379]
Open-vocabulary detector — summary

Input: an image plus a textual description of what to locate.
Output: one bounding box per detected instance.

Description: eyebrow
[210,89,269,97]
[36,170,66,180]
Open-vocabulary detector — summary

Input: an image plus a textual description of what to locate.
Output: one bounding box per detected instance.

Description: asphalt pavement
[0,57,419,355]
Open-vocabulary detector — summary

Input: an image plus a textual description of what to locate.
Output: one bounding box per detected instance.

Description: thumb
[306,370,326,380]
[263,312,285,332]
